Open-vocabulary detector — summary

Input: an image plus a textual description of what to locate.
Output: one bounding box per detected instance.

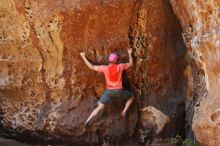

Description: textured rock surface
[170,0,220,146]
[139,106,170,134]
[0,0,187,145]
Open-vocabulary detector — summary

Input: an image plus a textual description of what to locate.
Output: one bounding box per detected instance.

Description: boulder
[0,0,187,145]
[139,106,170,134]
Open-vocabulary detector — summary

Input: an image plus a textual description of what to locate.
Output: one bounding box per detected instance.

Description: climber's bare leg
[84,102,105,126]
[121,97,134,117]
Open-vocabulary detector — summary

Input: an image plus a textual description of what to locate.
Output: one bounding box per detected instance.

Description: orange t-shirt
[98,63,129,89]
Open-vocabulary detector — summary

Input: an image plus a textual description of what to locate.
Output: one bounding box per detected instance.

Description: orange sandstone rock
[0,0,187,145]
[170,0,220,145]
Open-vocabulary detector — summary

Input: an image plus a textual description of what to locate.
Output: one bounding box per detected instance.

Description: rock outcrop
[0,0,186,145]
[170,0,220,146]
[0,1,140,145]
[4,0,220,146]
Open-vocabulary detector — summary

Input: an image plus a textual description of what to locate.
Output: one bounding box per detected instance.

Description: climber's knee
[97,102,105,110]
[129,96,134,101]
[125,96,134,104]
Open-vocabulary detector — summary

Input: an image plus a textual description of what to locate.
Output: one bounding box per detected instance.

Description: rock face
[139,106,170,134]
[0,1,140,145]
[170,0,220,146]
[0,0,196,145]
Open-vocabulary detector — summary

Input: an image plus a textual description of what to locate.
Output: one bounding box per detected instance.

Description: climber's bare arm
[127,48,133,67]
[80,52,99,71]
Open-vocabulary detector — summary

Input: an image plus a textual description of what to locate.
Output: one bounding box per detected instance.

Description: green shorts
[99,89,133,105]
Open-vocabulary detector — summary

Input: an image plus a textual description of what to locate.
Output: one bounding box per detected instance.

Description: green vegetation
[170,135,196,146]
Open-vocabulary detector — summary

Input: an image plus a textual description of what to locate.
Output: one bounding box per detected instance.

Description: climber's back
[98,63,129,90]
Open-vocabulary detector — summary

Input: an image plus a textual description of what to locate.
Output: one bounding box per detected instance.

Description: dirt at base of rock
[0,137,32,146]
[0,137,176,146]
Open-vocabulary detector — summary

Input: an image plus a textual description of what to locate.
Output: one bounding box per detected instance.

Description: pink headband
[108,53,118,63]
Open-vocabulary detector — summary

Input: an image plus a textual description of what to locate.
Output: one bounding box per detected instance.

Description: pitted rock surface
[0,0,190,145]
[170,0,220,145]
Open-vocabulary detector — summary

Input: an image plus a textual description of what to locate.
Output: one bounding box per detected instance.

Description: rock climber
[80,48,134,127]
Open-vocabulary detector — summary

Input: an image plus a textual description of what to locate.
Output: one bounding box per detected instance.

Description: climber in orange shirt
[80,48,134,127]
